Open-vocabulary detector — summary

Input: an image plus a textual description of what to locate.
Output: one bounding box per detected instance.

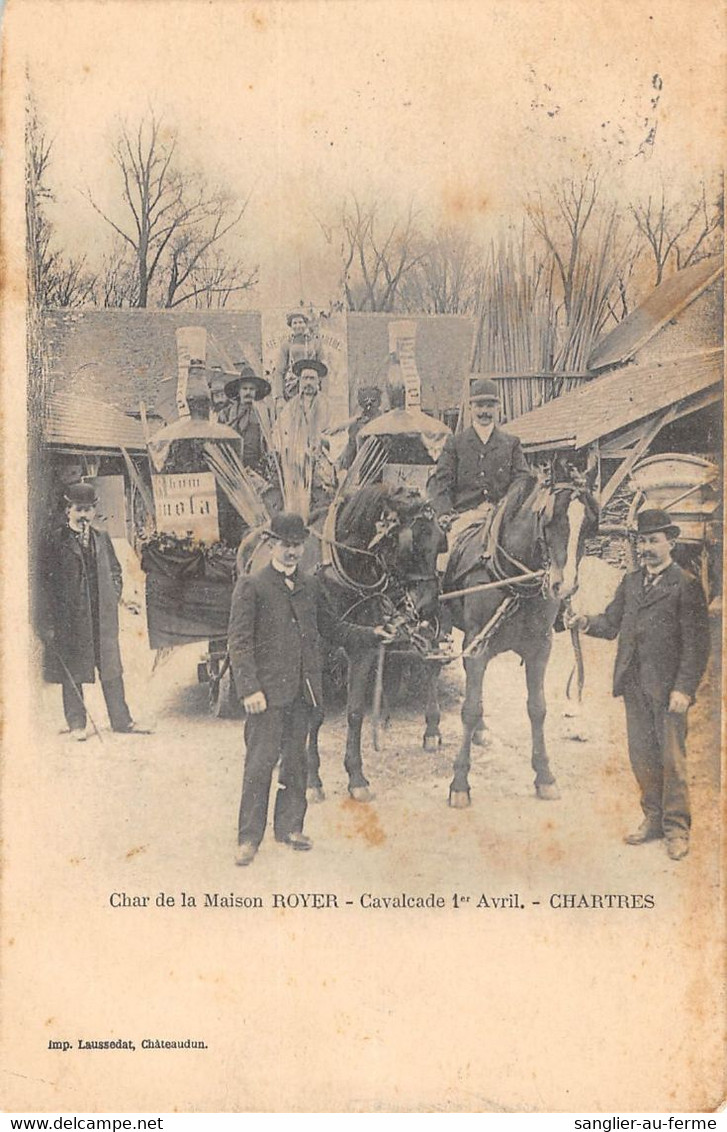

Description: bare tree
[630,178,723,286]
[86,111,256,308]
[26,91,56,307]
[526,170,634,370]
[400,226,483,314]
[331,195,427,312]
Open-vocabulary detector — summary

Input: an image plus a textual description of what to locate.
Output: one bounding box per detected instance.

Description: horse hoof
[307,786,326,804]
[449,791,471,809]
[472,729,487,747]
[422,735,442,751]
[349,786,375,803]
[536,783,561,801]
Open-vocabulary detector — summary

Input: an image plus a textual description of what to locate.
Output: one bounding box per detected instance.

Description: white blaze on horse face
[561,496,586,598]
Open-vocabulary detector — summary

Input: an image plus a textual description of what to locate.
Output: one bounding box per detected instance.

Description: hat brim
[224,375,271,401]
[469,395,500,404]
[292,359,328,379]
[634,523,681,538]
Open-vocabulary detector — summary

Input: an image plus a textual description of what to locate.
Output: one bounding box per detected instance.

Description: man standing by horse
[229,511,394,866]
[565,509,710,860]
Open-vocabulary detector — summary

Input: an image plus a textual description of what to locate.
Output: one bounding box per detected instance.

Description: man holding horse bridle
[428,376,530,541]
[565,509,710,861]
[228,511,394,866]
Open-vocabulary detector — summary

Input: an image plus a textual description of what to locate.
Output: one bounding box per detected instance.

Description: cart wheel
[210,665,239,718]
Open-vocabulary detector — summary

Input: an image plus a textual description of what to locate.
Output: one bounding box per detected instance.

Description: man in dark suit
[428,376,530,532]
[228,511,393,866]
[38,482,145,740]
[566,510,710,861]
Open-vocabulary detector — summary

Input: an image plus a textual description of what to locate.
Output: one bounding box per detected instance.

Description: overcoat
[586,562,710,702]
[228,563,377,707]
[39,525,124,685]
[428,425,530,516]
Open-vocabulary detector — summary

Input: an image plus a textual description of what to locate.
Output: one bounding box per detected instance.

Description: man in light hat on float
[37,482,147,740]
[428,375,530,541]
[228,511,394,866]
[218,362,272,475]
[565,509,710,860]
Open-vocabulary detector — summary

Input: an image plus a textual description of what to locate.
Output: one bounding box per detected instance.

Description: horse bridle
[487,481,583,598]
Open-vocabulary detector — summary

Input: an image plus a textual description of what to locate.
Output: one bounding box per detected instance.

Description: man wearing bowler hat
[565,509,710,860]
[228,511,393,866]
[428,375,530,535]
[218,362,272,475]
[37,482,145,740]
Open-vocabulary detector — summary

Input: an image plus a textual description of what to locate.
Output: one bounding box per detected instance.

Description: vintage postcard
[1,0,724,1115]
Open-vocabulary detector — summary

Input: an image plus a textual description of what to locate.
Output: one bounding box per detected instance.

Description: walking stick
[371,644,386,752]
[48,641,104,743]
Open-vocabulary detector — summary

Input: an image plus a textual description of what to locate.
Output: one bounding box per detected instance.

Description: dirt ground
[31,546,722,903]
[7,545,723,1112]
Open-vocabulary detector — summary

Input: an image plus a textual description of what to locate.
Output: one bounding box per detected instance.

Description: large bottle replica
[142,327,247,650]
[357,320,451,492]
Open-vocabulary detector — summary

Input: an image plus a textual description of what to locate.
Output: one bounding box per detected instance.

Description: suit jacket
[228,563,378,707]
[428,425,530,516]
[39,524,124,684]
[586,562,710,702]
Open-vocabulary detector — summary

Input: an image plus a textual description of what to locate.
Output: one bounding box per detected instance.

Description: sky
[8,0,726,307]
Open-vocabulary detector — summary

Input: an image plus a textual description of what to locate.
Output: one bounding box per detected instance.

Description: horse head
[334,484,445,622]
[500,461,599,601]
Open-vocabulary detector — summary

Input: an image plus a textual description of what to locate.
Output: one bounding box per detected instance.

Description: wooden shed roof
[508,349,723,452]
[587,256,723,371]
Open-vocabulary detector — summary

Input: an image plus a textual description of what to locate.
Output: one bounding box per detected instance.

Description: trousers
[623,675,690,838]
[61,674,133,733]
[237,696,312,848]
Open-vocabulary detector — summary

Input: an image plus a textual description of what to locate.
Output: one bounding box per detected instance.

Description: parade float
[140,328,272,706]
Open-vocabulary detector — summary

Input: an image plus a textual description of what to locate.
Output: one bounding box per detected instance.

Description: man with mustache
[229,511,394,866]
[428,375,530,537]
[218,362,272,475]
[37,482,146,740]
[565,509,710,860]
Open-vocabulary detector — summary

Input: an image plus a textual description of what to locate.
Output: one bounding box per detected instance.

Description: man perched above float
[218,361,272,478]
[428,375,530,537]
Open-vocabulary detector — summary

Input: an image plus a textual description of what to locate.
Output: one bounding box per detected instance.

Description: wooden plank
[598,408,676,509]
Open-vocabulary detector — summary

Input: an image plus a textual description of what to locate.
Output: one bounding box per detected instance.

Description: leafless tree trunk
[85,110,256,308]
[331,195,427,312]
[630,178,723,286]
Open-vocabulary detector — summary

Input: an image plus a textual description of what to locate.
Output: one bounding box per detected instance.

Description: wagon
[627,452,721,598]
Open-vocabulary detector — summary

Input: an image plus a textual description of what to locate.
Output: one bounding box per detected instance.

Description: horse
[446,465,598,808]
[308,483,447,802]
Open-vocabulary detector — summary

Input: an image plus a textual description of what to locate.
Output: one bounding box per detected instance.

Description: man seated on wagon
[274,358,337,512]
[218,362,272,478]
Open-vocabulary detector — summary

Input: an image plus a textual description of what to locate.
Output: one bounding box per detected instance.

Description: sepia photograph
[1,0,724,1115]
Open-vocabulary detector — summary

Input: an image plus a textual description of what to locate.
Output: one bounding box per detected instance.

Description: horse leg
[345,651,376,802]
[306,706,326,803]
[525,642,560,800]
[422,661,443,751]
[449,653,488,807]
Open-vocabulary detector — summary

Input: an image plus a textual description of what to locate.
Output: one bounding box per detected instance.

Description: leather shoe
[623,819,663,845]
[666,837,689,861]
[113,721,153,734]
[235,842,257,866]
[276,832,313,851]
